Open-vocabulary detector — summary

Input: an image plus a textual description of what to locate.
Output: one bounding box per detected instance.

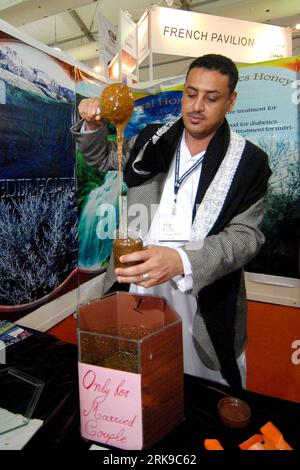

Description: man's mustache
[188,112,206,119]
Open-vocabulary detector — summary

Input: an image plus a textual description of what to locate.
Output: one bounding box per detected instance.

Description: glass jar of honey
[113,230,143,269]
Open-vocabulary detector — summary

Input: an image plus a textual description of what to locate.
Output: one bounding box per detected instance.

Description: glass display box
[77,291,184,450]
[0,368,44,435]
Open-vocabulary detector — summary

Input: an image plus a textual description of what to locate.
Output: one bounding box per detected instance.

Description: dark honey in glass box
[78,291,184,450]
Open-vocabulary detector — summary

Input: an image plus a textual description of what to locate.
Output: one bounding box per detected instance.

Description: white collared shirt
[143,130,205,291]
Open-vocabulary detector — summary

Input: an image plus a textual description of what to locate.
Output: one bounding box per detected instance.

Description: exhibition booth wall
[0,20,298,317]
[0,19,299,401]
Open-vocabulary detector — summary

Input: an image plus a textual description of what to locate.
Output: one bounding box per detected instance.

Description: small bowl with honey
[218,396,251,428]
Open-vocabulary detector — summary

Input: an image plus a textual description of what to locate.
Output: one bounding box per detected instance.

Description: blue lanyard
[172,141,205,214]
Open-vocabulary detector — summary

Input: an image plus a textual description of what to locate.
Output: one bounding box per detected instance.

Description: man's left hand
[115,246,184,287]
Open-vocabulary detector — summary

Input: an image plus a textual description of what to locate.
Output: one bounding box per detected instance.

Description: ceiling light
[295,23,300,30]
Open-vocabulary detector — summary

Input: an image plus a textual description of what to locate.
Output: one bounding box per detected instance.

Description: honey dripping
[100,83,134,233]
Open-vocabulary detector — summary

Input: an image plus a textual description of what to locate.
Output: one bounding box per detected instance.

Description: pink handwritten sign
[78,362,143,450]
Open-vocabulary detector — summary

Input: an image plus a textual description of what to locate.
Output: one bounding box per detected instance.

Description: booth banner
[120,11,137,59]
[228,57,300,281]
[0,26,119,321]
[137,10,150,65]
[150,6,292,63]
[119,10,137,75]
[98,12,118,78]
[125,77,183,140]
[108,11,138,81]
[126,57,299,281]
[0,34,78,320]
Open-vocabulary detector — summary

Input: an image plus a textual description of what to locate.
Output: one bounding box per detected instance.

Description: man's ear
[228,91,237,112]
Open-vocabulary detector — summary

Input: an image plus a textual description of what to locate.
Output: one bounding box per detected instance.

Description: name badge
[159,214,191,242]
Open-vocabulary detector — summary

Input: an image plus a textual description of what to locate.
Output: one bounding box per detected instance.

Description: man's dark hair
[186,54,239,95]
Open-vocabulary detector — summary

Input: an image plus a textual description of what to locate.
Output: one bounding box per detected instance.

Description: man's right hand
[78,97,105,131]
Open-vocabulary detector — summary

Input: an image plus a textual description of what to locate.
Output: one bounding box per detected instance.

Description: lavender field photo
[0,40,78,314]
